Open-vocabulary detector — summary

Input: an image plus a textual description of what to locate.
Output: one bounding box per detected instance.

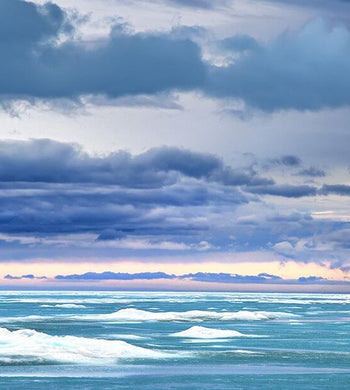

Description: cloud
[298,276,325,283]
[320,184,350,196]
[297,167,326,177]
[0,0,205,104]
[220,35,260,52]
[267,213,312,223]
[0,0,71,44]
[0,139,347,265]
[123,0,229,10]
[4,274,22,280]
[273,241,294,253]
[179,272,282,283]
[165,0,227,9]
[206,19,350,112]
[0,3,350,113]
[271,155,302,167]
[3,271,345,285]
[262,155,326,178]
[246,184,317,198]
[262,0,350,10]
[0,139,252,248]
[325,229,350,249]
[4,274,46,280]
[97,229,126,241]
[0,182,245,236]
[0,139,269,188]
[55,271,175,280]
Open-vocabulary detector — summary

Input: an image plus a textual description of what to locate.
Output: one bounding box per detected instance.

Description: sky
[0,0,350,291]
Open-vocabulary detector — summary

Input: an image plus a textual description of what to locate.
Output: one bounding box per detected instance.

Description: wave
[171,326,262,339]
[0,327,170,364]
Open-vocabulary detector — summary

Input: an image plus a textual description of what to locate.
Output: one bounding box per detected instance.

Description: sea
[0,291,349,389]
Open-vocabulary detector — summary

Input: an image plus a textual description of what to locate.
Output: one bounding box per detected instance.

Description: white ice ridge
[171,326,262,338]
[0,308,298,324]
[0,327,169,364]
[72,308,298,322]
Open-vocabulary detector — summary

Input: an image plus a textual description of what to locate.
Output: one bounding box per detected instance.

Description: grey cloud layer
[2,0,350,112]
[0,139,348,267]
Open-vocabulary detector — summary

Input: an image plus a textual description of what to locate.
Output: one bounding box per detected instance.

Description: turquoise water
[0,291,349,389]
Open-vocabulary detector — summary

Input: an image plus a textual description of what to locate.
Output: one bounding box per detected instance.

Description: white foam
[171,326,257,339]
[0,327,170,364]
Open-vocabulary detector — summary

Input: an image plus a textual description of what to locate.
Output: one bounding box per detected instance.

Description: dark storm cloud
[0,139,270,188]
[0,0,205,102]
[1,2,350,112]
